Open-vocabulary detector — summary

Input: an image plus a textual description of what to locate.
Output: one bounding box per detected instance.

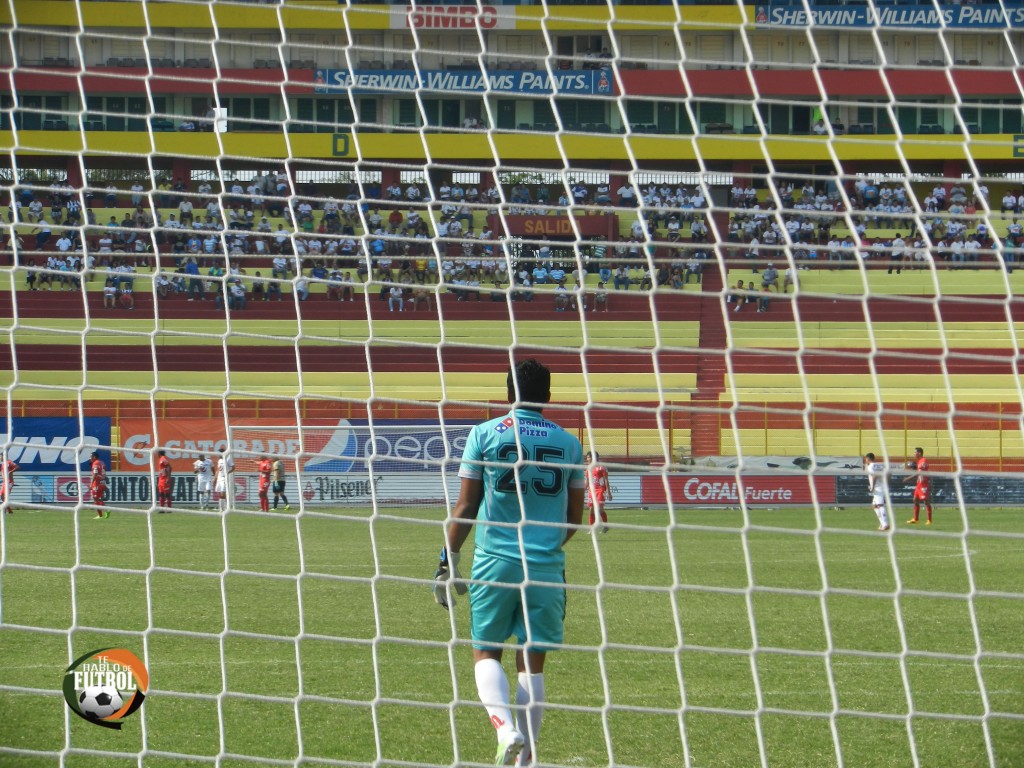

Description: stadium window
[400,170,427,184]
[397,99,421,127]
[358,98,377,126]
[791,104,812,134]
[106,96,126,132]
[677,104,694,135]
[696,100,727,130]
[296,98,314,124]
[625,99,655,131]
[919,103,940,127]
[1001,100,1021,134]
[43,95,62,118]
[16,93,42,131]
[896,105,916,134]
[452,171,481,185]
[314,98,334,132]
[532,100,555,129]
[337,99,354,126]
[440,99,461,128]
[576,98,605,128]
[0,94,10,130]
[493,99,516,130]
[231,98,253,131]
[252,97,271,130]
[554,99,579,130]
[126,97,146,131]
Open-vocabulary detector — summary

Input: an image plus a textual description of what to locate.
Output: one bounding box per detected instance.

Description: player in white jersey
[864,452,890,531]
[214,451,234,512]
[194,454,214,509]
[434,359,585,766]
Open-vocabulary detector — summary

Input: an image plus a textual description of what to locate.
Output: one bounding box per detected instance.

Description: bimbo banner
[391,5,515,30]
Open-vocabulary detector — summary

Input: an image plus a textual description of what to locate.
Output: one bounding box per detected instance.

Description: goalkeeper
[433,359,585,766]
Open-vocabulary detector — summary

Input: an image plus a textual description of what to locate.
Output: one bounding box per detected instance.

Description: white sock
[515,672,545,764]
[475,658,515,734]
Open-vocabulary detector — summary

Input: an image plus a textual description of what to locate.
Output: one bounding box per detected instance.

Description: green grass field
[1,504,1021,767]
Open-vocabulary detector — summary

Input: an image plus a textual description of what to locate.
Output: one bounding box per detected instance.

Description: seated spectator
[656,264,671,287]
[613,266,630,290]
[592,281,609,311]
[388,285,405,312]
[251,271,266,301]
[756,285,771,313]
[554,279,570,311]
[294,274,309,301]
[103,279,117,308]
[118,282,135,310]
[513,275,533,302]
[727,278,747,312]
[783,266,797,293]
[228,280,246,310]
[326,270,344,301]
[684,256,703,284]
[408,286,433,312]
[760,263,779,291]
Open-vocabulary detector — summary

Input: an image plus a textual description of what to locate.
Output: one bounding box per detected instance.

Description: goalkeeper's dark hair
[507,358,551,406]
[865,452,875,461]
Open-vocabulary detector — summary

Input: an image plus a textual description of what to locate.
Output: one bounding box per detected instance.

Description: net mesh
[0,1,1021,766]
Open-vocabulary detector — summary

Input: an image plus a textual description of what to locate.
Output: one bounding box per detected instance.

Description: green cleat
[103,509,110,519]
[495,729,524,766]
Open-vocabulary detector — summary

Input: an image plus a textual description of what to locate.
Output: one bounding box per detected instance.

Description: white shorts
[215,476,227,493]
[198,477,212,493]
[872,492,885,508]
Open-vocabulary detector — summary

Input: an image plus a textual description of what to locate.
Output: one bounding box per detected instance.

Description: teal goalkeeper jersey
[458,408,585,570]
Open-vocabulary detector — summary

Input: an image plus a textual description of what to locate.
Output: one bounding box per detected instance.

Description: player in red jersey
[585,451,613,533]
[90,450,108,519]
[1,456,19,513]
[257,456,272,512]
[156,449,173,512]
[905,447,932,525]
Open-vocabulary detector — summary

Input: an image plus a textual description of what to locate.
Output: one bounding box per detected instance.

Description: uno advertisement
[1,417,111,471]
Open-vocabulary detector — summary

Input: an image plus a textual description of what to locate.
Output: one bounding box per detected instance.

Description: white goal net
[0,1,1021,766]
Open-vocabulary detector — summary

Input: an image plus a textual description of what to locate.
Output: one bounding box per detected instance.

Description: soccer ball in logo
[77,686,124,719]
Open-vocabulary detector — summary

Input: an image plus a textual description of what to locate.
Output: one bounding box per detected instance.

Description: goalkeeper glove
[432,547,467,610]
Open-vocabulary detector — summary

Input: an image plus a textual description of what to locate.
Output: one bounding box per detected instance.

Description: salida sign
[488,214,618,239]
[642,474,836,506]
